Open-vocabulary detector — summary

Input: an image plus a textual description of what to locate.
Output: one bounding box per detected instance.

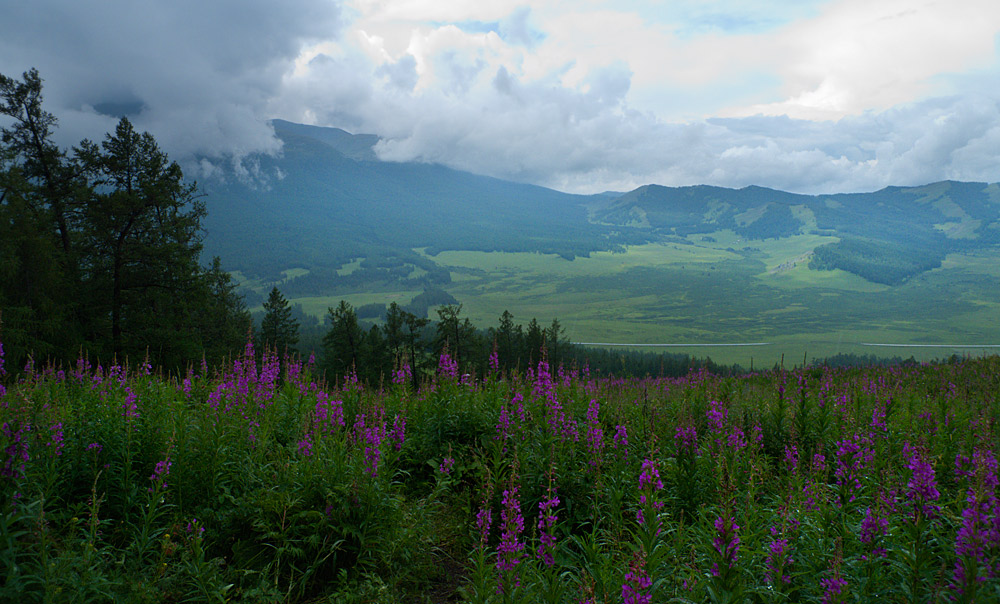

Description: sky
[2,0,999,194]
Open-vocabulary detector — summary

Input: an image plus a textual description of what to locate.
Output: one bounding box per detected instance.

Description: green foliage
[4,341,1000,602]
[259,287,300,355]
[0,69,248,372]
[810,236,944,285]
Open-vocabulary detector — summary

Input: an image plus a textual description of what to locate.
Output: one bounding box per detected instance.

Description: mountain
[199,120,1000,294]
[200,120,628,289]
[594,180,1000,284]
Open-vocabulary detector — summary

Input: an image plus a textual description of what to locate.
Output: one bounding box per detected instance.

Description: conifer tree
[260,287,299,355]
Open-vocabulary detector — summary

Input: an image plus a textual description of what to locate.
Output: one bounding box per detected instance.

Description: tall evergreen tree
[434,303,476,373]
[383,301,406,362]
[402,310,429,390]
[492,309,518,372]
[545,318,566,368]
[525,317,544,368]
[260,287,299,355]
[323,300,361,383]
[74,117,205,366]
[1,70,249,371]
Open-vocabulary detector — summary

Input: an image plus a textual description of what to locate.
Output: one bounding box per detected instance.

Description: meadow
[255,234,1000,367]
[2,336,1000,603]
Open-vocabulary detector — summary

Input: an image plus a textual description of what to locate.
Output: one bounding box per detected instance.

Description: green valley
[198,122,1000,367]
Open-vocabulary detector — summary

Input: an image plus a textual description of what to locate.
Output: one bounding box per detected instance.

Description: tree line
[256,288,571,387]
[0,69,249,371]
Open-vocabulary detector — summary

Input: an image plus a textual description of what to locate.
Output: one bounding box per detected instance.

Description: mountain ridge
[200,120,999,290]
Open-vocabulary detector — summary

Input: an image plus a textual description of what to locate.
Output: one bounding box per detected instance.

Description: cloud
[3,0,998,195]
[0,0,341,170]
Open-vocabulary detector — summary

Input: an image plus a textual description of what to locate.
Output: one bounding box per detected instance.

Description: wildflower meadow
[2,334,1000,603]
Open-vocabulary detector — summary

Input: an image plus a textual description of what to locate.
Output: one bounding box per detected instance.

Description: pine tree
[260,287,299,355]
[323,300,361,383]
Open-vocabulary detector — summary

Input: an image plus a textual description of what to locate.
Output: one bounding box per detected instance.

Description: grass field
[242,235,1000,367]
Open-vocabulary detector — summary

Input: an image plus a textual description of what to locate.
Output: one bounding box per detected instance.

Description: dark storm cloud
[0,0,341,172]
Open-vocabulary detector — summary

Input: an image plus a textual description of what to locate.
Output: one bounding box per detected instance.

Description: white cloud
[2,0,998,194]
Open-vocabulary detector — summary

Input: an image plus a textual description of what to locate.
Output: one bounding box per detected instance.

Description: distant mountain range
[200,120,1000,291]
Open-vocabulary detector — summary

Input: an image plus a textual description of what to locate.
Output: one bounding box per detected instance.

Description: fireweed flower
[859,506,889,559]
[313,393,345,435]
[149,457,172,491]
[726,427,748,452]
[675,425,698,457]
[834,434,872,504]
[488,345,500,375]
[496,484,525,593]
[614,424,628,459]
[621,550,653,604]
[765,537,792,586]
[585,399,604,467]
[636,457,665,526]
[711,512,740,578]
[391,363,411,385]
[536,487,559,567]
[476,503,493,550]
[706,400,727,438]
[784,445,799,475]
[356,414,387,478]
[0,338,6,397]
[46,422,65,456]
[812,452,827,475]
[122,386,140,420]
[870,403,888,435]
[903,442,940,520]
[950,449,1000,595]
[297,434,314,457]
[439,456,455,475]
[820,575,848,604]
[1,421,30,479]
[390,414,406,451]
[438,352,458,379]
[750,423,763,450]
[495,397,512,445]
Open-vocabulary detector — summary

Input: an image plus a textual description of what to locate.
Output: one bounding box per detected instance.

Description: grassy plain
[253,233,1000,368]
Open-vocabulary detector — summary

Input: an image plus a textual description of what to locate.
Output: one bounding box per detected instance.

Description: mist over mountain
[201,120,999,291]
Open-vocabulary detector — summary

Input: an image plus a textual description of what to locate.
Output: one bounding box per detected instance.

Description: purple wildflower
[149,457,172,490]
[0,337,6,397]
[726,427,748,452]
[765,537,792,585]
[622,550,653,604]
[438,456,455,475]
[438,352,458,379]
[834,434,872,504]
[391,362,411,385]
[298,434,313,457]
[784,445,799,475]
[1,421,30,479]
[586,399,604,467]
[536,487,560,567]
[122,386,140,420]
[859,506,889,559]
[711,513,740,577]
[47,422,65,456]
[706,400,727,436]
[497,484,525,593]
[904,442,940,520]
[391,414,406,451]
[313,393,345,434]
[488,344,500,375]
[476,504,493,549]
[675,425,698,457]
[820,575,848,604]
[637,457,664,525]
[614,424,628,459]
